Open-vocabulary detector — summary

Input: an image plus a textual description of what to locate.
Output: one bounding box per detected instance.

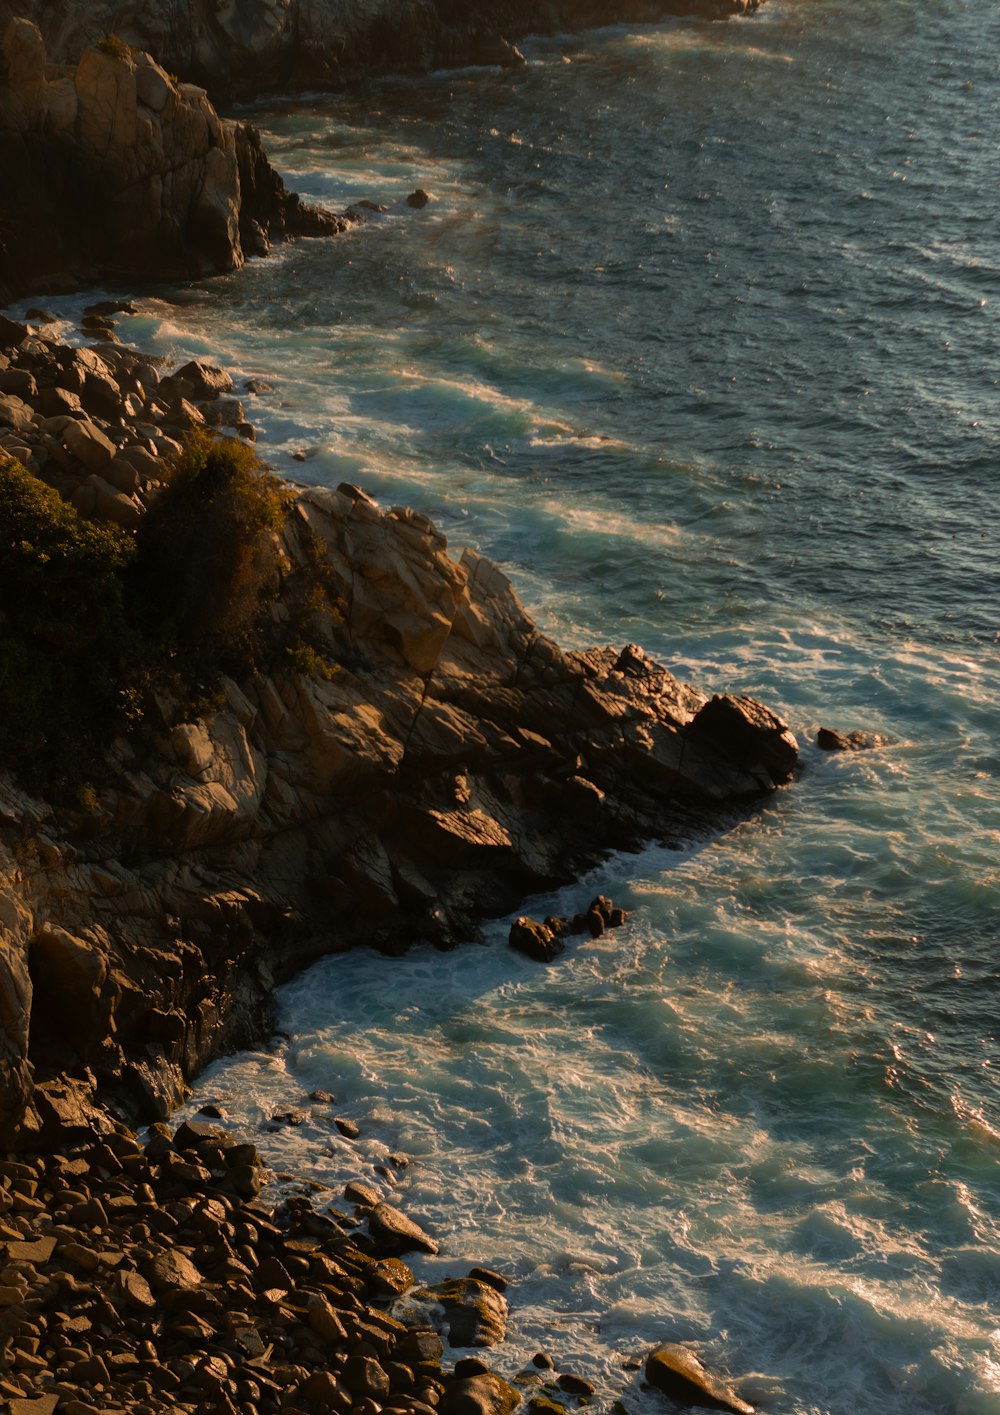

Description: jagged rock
[686,693,799,792]
[345,1180,382,1209]
[0,20,347,296]
[644,1344,755,1415]
[509,916,563,964]
[160,359,234,401]
[343,1355,391,1399]
[0,459,798,1141]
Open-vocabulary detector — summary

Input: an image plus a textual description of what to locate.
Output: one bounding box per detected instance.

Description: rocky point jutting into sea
[0,6,801,1413]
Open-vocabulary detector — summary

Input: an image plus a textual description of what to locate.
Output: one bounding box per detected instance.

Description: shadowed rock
[0,20,351,297]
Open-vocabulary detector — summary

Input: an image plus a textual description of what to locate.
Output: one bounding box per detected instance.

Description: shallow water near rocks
[82,0,999,1409]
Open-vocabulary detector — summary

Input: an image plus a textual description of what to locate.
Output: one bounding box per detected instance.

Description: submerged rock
[816,726,888,751]
[645,1343,755,1415]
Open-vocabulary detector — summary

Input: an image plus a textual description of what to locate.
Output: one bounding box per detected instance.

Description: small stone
[335,1117,361,1138]
[144,1249,203,1291]
[299,1370,350,1406]
[531,1355,554,1371]
[440,1372,521,1415]
[9,1397,59,1415]
[454,1359,491,1379]
[112,1268,157,1309]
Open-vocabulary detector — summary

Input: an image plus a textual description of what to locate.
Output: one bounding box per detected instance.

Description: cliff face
[0,0,762,99]
[0,20,347,298]
[0,461,797,1149]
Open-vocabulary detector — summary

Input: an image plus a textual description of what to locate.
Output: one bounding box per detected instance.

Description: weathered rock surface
[645,1343,755,1415]
[0,1,764,100]
[0,20,350,297]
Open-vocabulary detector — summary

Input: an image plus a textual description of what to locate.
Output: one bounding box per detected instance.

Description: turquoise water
[114,1,1000,1410]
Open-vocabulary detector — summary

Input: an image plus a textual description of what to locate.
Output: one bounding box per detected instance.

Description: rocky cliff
[0,0,762,100]
[0,317,798,1153]
[0,19,348,299]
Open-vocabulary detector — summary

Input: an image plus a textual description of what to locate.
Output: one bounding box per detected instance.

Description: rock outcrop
[0,0,764,102]
[0,318,798,1152]
[0,20,349,298]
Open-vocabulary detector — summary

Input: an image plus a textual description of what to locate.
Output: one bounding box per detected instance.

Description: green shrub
[0,457,136,789]
[132,430,290,676]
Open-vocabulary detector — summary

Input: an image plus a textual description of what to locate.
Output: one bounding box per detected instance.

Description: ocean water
[79,0,1000,1410]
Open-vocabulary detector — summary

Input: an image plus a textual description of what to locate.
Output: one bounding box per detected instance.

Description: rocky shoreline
[0,297,799,1152]
[0,1106,759,1415]
[1,1,763,103]
[2,6,784,1411]
[0,296,787,1412]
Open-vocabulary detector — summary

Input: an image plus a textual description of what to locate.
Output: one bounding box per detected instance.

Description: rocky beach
[0,6,800,1412]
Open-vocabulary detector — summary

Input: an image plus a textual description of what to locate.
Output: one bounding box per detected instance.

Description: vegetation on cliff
[0,455,136,788]
[0,434,337,794]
